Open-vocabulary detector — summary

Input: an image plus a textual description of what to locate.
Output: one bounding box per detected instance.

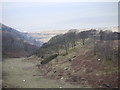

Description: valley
[1,2,119,89]
[2,58,82,88]
[26,30,68,43]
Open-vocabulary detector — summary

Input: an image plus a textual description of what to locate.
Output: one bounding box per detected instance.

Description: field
[2,58,82,88]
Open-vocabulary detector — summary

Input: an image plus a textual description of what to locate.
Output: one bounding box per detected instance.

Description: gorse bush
[41,54,59,64]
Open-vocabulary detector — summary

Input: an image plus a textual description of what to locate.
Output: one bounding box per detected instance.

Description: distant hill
[25,26,118,43]
[26,30,68,43]
[1,24,42,58]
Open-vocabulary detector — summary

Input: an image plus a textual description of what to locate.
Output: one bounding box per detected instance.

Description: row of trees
[35,29,119,62]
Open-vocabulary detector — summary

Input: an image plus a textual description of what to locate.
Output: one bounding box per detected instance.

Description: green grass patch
[102,59,115,66]
[100,59,118,74]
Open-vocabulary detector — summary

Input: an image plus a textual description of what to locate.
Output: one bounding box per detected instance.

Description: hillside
[1,24,42,58]
[33,29,119,88]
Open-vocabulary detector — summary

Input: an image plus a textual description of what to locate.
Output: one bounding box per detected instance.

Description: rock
[73,55,76,58]
[4,85,7,88]
[98,59,101,61]
[36,64,41,69]
[81,78,85,81]
[64,67,68,70]
[53,70,57,73]
[102,83,110,88]
[61,77,64,80]
[71,76,77,82]
[23,80,26,82]
[59,86,62,88]
[56,65,58,67]
[68,59,71,62]
[96,73,99,76]
[58,74,62,76]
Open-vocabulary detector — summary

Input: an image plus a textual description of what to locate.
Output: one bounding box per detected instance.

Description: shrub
[41,54,58,64]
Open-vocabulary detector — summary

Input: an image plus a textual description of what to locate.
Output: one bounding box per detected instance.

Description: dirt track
[2,58,81,88]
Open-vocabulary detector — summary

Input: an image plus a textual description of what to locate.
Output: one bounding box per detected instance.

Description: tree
[78,31,90,45]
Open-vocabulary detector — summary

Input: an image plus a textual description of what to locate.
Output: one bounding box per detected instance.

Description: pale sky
[1,2,118,32]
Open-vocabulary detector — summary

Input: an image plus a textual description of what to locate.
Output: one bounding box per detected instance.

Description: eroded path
[2,58,81,88]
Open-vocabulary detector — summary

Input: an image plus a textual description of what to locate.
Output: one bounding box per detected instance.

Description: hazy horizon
[2,2,118,32]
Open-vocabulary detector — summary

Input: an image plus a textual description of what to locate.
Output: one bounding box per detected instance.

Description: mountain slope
[1,24,41,58]
[2,24,42,46]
